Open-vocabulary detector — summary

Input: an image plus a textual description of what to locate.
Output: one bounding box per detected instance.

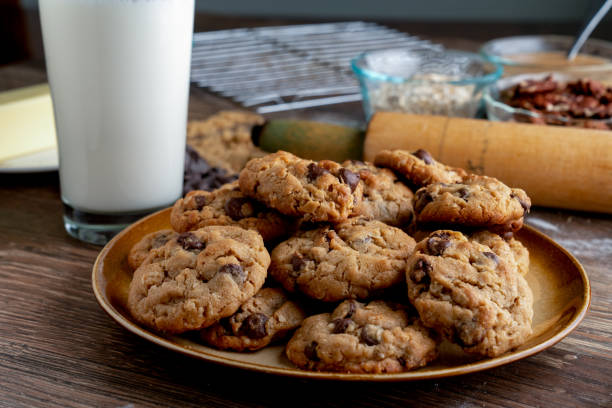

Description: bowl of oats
[351,48,502,119]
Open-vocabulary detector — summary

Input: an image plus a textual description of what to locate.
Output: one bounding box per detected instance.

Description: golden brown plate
[92,208,590,381]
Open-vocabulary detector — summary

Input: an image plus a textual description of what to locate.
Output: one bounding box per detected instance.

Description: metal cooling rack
[191,21,441,113]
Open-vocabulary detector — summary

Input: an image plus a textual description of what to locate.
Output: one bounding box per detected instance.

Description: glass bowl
[351,48,502,120]
[480,35,612,82]
[484,72,612,130]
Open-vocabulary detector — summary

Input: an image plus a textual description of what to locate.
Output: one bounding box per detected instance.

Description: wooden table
[1,13,611,408]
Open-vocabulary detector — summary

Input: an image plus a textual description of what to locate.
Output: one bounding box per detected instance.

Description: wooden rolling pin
[364,112,612,213]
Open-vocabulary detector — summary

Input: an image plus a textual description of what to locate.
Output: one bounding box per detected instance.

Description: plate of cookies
[92,149,590,381]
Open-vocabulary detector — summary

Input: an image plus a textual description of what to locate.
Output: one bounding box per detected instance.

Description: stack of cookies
[126,148,534,374]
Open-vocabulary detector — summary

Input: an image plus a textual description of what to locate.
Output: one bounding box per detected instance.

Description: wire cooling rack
[190,21,441,113]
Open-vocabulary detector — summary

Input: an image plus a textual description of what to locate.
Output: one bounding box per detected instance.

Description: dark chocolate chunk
[414,190,433,213]
[412,149,433,165]
[218,263,245,284]
[291,254,306,272]
[194,195,208,210]
[224,197,254,220]
[177,232,205,251]
[306,163,330,182]
[360,325,380,346]
[305,341,319,361]
[397,356,406,366]
[457,187,470,201]
[511,193,531,213]
[410,259,432,289]
[151,233,170,249]
[338,168,360,192]
[482,251,499,264]
[331,318,352,334]
[240,313,269,339]
[427,232,451,256]
[345,300,357,319]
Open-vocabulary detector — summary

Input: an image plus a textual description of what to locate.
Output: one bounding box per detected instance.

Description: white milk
[39,0,194,213]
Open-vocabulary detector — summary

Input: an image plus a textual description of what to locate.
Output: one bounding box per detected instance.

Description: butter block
[0,84,57,163]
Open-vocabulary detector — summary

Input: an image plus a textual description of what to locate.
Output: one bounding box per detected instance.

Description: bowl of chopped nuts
[351,48,502,119]
[484,73,612,130]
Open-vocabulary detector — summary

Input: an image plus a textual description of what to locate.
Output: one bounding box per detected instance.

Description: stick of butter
[0,84,57,164]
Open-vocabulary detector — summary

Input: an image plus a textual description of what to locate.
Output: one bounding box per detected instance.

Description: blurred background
[2,0,612,66]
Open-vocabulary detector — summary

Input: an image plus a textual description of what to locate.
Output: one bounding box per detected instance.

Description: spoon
[567,0,612,60]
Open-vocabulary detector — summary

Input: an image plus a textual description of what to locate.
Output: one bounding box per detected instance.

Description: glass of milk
[39,0,194,245]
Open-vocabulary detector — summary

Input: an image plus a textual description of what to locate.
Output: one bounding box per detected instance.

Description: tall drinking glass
[39,0,194,244]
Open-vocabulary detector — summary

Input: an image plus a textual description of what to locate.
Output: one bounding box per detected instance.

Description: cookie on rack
[170,181,295,243]
[239,151,363,222]
[285,300,438,373]
[127,229,177,270]
[127,226,269,334]
[406,230,533,357]
[374,149,467,187]
[270,218,416,302]
[413,174,531,232]
[200,287,306,351]
[341,160,414,226]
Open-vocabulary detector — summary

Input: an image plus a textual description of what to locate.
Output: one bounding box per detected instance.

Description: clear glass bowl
[480,35,612,81]
[351,48,502,119]
[484,72,612,130]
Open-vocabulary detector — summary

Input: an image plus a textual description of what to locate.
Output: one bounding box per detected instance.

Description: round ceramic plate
[92,208,590,381]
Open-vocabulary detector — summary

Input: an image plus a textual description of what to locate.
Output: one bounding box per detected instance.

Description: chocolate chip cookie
[127,229,176,270]
[285,300,438,373]
[200,287,306,351]
[374,149,467,187]
[238,151,363,222]
[413,175,531,232]
[171,181,295,243]
[187,111,267,174]
[127,226,269,334]
[406,230,533,357]
[341,160,414,226]
[270,218,416,302]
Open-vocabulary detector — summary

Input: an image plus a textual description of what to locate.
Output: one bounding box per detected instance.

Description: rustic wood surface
[1,13,611,408]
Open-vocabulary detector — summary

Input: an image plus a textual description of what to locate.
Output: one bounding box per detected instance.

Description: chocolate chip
[360,325,380,346]
[345,301,357,319]
[305,341,319,361]
[410,259,432,290]
[482,251,499,264]
[224,197,255,220]
[240,313,269,339]
[502,231,514,241]
[414,190,433,213]
[339,168,360,192]
[397,356,406,366]
[331,318,352,334]
[177,232,205,251]
[219,318,234,335]
[194,195,208,210]
[218,263,245,284]
[291,254,306,272]
[457,187,470,201]
[306,163,330,182]
[151,233,170,249]
[427,232,451,256]
[511,193,531,213]
[412,149,433,165]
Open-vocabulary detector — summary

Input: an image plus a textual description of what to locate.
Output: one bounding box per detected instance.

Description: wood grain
[1,13,611,408]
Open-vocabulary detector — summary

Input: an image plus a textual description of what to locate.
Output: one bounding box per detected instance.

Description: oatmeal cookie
[341,160,414,226]
[127,229,176,271]
[285,300,438,373]
[413,175,531,232]
[170,181,295,243]
[239,151,363,222]
[127,226,269,333]
[374,149,467,187]
[187,111,267,174]
[270,218,416,302]
[406,230,533,357]
[200,287,306,351]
